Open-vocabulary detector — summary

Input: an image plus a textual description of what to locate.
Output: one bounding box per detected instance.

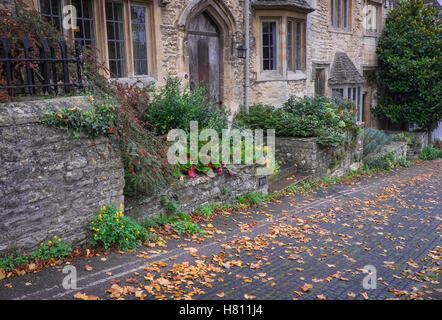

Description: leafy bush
[392,132,415,146]
[42,102,116,138]
[235,96,361,148]
[419,145,442,160]
[197,203,217,219]
[0,236,72,273]
[144,212,202,236]
[32,236,72,261]
[238,191,264,206]
[169,219,202,236]
[374,0,442,132]
[89,204,151,251]
[397,155,411,167]
[363,128,393,156]
[364,151,396,170]
[0,255,30,273]
[145,77,228,135]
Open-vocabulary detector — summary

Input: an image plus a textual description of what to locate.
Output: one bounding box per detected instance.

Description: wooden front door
[315,68,326,96]
[187,12,221,104]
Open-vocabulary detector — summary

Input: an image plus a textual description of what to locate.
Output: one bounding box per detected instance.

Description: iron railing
[0,37,85,97]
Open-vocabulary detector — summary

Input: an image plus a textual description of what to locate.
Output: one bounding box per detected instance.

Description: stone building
[1,0,391,126]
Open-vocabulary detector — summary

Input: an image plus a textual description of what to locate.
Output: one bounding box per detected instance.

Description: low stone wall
[126,164,268,223]
[364,141,408,164]
[384,131,428,161]
[0,97,125,257]
[275,130,363,178]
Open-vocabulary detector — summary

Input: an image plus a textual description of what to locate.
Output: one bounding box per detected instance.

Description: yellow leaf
[317,294,326,300]
[244,294,256,300]
[0,268,5,280]
[301,283,313,292]
[74,292,91,300]
[216,292,225,298]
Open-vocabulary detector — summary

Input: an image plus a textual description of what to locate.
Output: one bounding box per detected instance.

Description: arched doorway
[187,12,221,104]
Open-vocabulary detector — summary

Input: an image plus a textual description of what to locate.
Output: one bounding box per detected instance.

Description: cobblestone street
[1,160,440,300]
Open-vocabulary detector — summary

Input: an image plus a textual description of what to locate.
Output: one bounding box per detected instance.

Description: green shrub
[32,236,72,261]
[235,96,360,148]
[419,145,442,160]
[398,155,411,167]
[0,255,30,272]
[238,191,264,206]
[160,196,181,215]
[144,212,203,236]
[143,214,170,230]
[197,203,217,219]
[145,77,228,135]
[364,152,396,170]
[89,204,150,251]
[169,219,202,236]
[363,128,393,156]
[42,102,116,138]
[374,0,441,132]
[0,236,72,272]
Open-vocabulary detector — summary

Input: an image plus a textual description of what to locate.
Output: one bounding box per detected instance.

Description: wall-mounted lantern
[237,45,247,59]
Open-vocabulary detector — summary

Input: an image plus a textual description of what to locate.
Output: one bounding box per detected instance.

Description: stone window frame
[130,3,151,76]
[254,9,307,82]
[31,0,159,80]
[261,19,279,71]
[330,84,363,122]
[329,0,352,33]
[363,0,383,36]
[287,18,305,73]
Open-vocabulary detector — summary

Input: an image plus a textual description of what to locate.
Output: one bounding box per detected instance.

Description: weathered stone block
[275,129,363,178]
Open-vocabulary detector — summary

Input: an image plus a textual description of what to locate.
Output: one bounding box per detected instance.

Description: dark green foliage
[145,77,228,135]
[0,237,72,272]
[419,145,442,160]
[238,191,264,206]
[160,197,181,215]
[235,96,361,148]
[42,103,116,138]
[143,212,202,236]
[374,0,442,132]
[363,128,393,156]
[364,151,396,170]
[89,204,152,251]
